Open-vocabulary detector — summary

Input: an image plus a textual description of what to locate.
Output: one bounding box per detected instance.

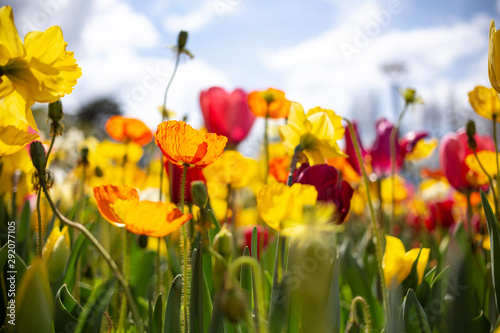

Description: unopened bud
[212,224,234,261]
[30,141,46,173]
[191,181,208,208]
[221,288,247,323]
[177,31,188,51]
[401,88,422,105]
[48,100,63,122]
[466,120,477,150]
[80,147,89,166]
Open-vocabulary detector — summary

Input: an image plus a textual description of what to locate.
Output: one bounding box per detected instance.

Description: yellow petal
[0,6,25,63]
[405,138,438,161]
[465,151,500,177]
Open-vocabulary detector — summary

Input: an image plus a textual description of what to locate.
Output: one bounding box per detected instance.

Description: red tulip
[344,122,367,175]
[165,161,206,205]
[439,129,495,193]
[200,87,256,147]
[424,199,455,232]
[369,119,427,177]
[294,163,354,223]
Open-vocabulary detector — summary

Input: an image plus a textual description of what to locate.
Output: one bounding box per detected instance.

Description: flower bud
[212,224,234,261]
[177,31,188,51]
[48,100,63,122]
[30,141,46,173]
[191,181,208,208]
[466,120,477,150]
[221,288,247,323]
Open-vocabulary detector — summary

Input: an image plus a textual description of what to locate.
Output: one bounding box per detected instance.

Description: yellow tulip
[489,20,500,94]
[383,235,430,289]
[257,182,317,231]
[468,86,500,122]
[279,102,346,165]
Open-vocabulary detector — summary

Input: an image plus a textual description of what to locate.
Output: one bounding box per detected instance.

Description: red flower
[165,161,206,205]
[344,119,427,178]
[294,163,353,223]
[439,129,495,193]
[200,87,256,147]
[424,200,455,232]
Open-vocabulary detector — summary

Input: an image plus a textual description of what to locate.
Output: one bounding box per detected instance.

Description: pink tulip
[200,87,256,147]
[439,129,495,193]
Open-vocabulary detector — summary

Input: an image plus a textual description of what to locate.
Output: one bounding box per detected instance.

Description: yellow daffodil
[0,6,81,104]
[0,91,39,156]
[405,138,438,161]
[468,86,500,122]
[489,20,500,93]
[383,235,430,289]
[42,225,70,281]
[279,102,346,165]
[257,182,317,231]
[465,151,500,177]
[203,150,257,189]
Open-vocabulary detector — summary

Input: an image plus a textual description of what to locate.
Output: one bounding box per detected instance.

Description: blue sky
[5,0,500,142]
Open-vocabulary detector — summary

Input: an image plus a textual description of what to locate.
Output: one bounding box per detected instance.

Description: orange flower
[93,184,192,237]
[124,201,191,237]
[247,88,291,119]
[155,120,227,169]
[93,185,139,227]
[105,115,153,146]
[268,156,290,183]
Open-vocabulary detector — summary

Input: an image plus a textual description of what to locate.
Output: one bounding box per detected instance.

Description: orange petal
[105,116,152,146]
[93,185,139,226]
[124,201,192,237]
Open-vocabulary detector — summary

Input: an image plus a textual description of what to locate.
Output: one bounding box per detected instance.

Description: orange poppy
[124,201,192,237]
[247,88,291,119]
[268,156,290,183]
[93,185,139,227]
[155,120,227,169]
[93,185,192,237]
[105,115,153,146]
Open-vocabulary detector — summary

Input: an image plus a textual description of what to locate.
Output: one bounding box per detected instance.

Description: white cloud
[162,0,242,33]
[261,6,490,127]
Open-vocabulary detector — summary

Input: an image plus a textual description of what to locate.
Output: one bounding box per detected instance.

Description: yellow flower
[383,235,430,289]
[203,150,257,189]
[42,225,70,281]
[380,175,407,203]
[469,86,500,122]
[0,90,39,156]
[465,151,500,177]
[0,6,81,104]
[257,182,317,231]
[405,138,438,161]
[279,102,346,165]
[489,20,500,94]
[0,147,35,208]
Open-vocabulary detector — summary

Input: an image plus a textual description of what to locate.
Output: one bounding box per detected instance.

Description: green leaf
[16,201,31,261]
[149,292,163,333]
[54,284,83,333]
[268,273,291,333]
[401,289,431,333]
[325,253,340,333]
[207,209,222,242]
[251,227,258,261]
[190,244,205,333]
[202,244,215,298]
[481,190,500,315]
[74,279,116,333]
[164,275,182,333]
[17,259,53,333]
[240,247,252,333]
[62,222,94,293]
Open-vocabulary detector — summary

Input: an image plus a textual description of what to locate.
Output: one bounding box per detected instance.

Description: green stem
[472,148,499,221]
[466,191,473,238]
[349,296,372,333]
[493,115,500,222]
[229,256,268,333]
[389,103,409,235]
[36,188,43,258]
[180,164,190,333]
[42,187,143,331]
[118,229,130,332]
[264,115,270,184]
[156,237,162,296]
[344,118,389,326]
[286,145,303,186]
